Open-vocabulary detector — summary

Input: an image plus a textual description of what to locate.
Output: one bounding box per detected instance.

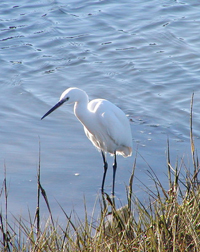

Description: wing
[88,99,132,156]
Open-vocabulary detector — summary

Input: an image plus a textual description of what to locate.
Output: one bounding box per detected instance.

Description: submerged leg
[101,151,108,194]
[112,152,117,197]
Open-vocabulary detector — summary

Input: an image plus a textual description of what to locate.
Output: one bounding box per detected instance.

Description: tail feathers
[117,146,132,158]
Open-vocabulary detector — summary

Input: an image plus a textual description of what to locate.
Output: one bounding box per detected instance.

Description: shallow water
[1,0,200,220]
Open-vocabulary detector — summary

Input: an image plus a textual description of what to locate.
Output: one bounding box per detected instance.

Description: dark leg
[101,151,108,194]
[112,152,117,197]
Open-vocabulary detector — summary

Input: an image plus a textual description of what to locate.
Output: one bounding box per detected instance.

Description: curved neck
[74,92,91,126]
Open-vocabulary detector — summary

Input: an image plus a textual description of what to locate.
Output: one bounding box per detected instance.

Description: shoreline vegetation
[1,94,200,251]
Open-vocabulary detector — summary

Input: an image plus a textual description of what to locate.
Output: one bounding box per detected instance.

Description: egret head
[41,87,87,120]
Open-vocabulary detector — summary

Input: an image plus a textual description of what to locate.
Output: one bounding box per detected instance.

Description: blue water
[1,0,200,221]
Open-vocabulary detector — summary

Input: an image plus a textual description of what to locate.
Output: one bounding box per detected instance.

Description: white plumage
[41,87,132,196]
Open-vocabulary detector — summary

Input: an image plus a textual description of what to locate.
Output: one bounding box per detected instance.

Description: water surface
[1,0,200,220]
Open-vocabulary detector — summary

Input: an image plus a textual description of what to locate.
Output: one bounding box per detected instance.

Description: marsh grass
[1,94,200,251]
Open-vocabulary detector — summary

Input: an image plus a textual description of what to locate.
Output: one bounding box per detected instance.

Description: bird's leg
[112,152,117,198]
[101,151,108,194]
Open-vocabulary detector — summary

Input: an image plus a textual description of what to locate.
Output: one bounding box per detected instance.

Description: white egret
[41,87,132,196]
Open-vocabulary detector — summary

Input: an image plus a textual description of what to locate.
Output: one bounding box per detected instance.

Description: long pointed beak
[41,100,65,120]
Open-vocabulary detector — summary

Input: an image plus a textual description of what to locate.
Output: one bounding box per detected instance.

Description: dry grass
[0,93,200,251]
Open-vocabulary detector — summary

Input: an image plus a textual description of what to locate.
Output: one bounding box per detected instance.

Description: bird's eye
[65,97,69,101]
